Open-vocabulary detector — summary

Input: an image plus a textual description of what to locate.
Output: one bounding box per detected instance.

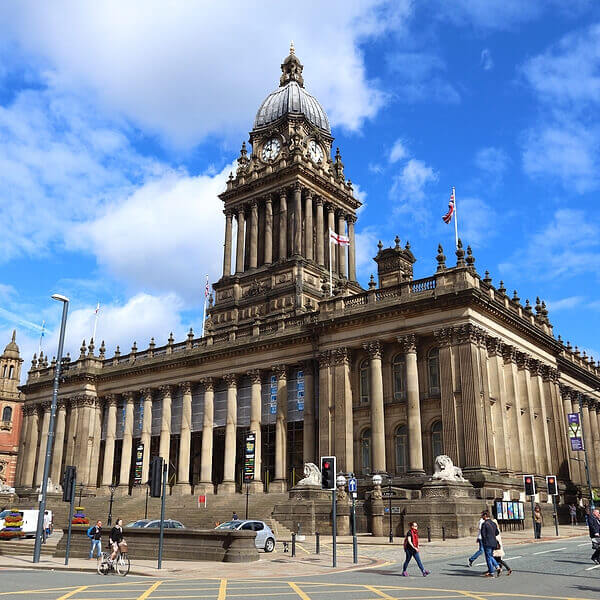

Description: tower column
[249,201,258,269]
[293,183,302,256]
[198,378,214,493]
[101,395,117,489]
[337,210,347,278]
[315,198,324,266]
[118,392,135,494]
[136,389,152,492]
[364,341,386,473]
[248,370,263,491]
[279,190,287,260]
[348,215,357,281]
[400,335,424,474]
[175,382,192,494]
[271,365,288,492]
[264,196,273,265]
[50,400,67,486]
[327,204,336,273]
[223,211,233,276]
[21,406,38,488]
[304,190,313,260]
[159,385,172,472]
[221,374,238,494]
[235,207,245,274]
[581,397,596,485]
[34,402,51,487]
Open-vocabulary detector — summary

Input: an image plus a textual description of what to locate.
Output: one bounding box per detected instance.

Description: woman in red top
[402,522,430,576]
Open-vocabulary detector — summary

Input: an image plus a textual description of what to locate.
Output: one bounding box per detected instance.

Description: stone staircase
[0,532,58,556]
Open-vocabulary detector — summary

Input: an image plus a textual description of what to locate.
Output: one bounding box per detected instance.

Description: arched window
[2,406,12,423]
[8,365,14,379]
[359,359,369,404]
[395,425,408,474]
[392,354,406,401]
[1,365,6,378]
[428,348,440,395]
[431,421,443,462]
[360,428,371,474]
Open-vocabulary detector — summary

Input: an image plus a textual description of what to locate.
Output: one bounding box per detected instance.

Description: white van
[0,509,53,538]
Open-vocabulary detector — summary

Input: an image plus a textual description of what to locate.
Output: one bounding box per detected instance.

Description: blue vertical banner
[270,375,277,415]
[297,369,304,411]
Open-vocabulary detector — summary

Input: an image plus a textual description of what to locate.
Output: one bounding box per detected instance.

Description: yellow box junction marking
[288,582,312,600]
[218,579,227,600]
[136,581,164,600]
[57,587,88,600]
[364,585,397,599]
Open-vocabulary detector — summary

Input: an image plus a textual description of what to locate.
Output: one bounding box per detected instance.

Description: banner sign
[134,443,144,484]
[243,432,256,483]
[568,413,584,451]
[270,375,277,415]
[495,500,524,521]
[297,369,305,411]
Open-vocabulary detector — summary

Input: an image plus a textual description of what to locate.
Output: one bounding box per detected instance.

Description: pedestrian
[87,520,102,560]
[232,512,239,521]
[588,508,600,564]
[569,504,577,526]
[533,505,543,539]
[492,530,512,576]
[468,511,486,567]
[109,518,124,563]
[42,511,51,543]
[480,510,501,577]
[401,522,430,577]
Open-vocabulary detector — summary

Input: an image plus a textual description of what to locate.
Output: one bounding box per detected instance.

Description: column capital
[265,194,273,205]
[272,364,287,380]
[332,347,351,365]
[299,360,314,374]
[41,400,52,412]
[199,377,214,392]
[159,384,172,399]
[559,383,573,400]
[223,373,238,387]
[346,213,357,224]
[528,359,543,377]
[398,334,417,354]
[433,327,454,348]
[250,200,258,211]
[179,381,193,395]
[140,388,153,400]
[317,351,331,368]
[224,209,233,219]
[515,351,532,370]
[304,188,313,199]
[103,393,119,407]
[581,395,591,408]
[485,335,504,357]
[57,398,69,410]
[293,181,302,192]
[22,403,36,417]
[314,196,323,207]
[335,207,345,218]
[501,344,517,364]
[363,341,382,359]
[122,391,135,403]
[74,395,97,408]
[279,188,288,200]
[247,369,262,384]
[453,323,486,345]
[326,202,335,214]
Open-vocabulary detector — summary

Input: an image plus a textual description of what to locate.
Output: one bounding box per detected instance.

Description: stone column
[272,365,288,492]
[364,341,385,473]
[223,210,233,276]
[332,348,354,473]
[264,196,273,265]
[248,370,263,492]
[569,392,586,485]
[101,395,118,489]
[198,378,214,494]
[302,362,315,465]
[347,215,356,281]
[293,183,302,256]
[221,374,238,494]
[159,386,172,476]
[581,397,595,485]
[315,198,324,266]
[401,335,424,474]
[517,355,539,474]
[140,389,153,488]
[279,190,287,260]
[72,396,93,487]
[235,207,245,274]
[64,398,78,468]
[117,392,134,493]
[304,190,313,260]
[595,405,600,483]
[337,210,347,278]
[588,399,600,486]
[532,362,553,475]
[327,204,336,273]
[249,201,258,269]
[34,402,51,487]
[318,352,333,458]
[50,400,67,486]
[15,407,31,488]
[88,400,102,490]
[21,405,38,488]
[503,346,525,473]
[546,371,567,478]
[174,382,192,494]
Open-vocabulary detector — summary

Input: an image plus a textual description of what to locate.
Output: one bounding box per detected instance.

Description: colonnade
[222,185,357,280]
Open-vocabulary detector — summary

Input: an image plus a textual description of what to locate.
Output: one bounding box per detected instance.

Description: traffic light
[150,457,164,498]
[321,456,336,490]
[546,475,558,496]
[62,466,76,503]
[523,474,536,496]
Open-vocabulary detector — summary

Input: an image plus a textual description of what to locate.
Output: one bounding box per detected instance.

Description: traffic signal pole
[157,460,167,569]
[332,486,337,568]
[64,475,76,566]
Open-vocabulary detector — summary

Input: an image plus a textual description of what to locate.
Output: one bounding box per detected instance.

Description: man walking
[569,504,577,526]
[589,508,600,564]
[468,511,486,567]
[88,520,102,560]
[480,511,501,577]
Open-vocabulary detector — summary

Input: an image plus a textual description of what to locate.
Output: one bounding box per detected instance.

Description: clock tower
[209,44,362,332]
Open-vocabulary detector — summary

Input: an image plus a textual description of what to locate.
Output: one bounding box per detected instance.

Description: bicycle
[97,545,130,576]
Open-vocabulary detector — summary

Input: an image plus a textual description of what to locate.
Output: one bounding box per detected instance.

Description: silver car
[125,519,185,529]
[215,520,276,552]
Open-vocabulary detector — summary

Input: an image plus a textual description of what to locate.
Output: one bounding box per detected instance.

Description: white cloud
[546,296,585,311]
[453,196,497,247]
[355,227,380,282]
[391,159,438,223]
[0,1,411,146]
[480,48,494,71]
[475,147,508,175]
[389,139,408,164]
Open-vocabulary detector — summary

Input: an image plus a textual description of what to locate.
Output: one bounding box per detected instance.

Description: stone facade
[16,48,600,521]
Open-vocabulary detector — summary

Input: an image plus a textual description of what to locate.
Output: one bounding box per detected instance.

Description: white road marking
[533,547,566,555]
[475,555,522,566]
[585,564,600,571]
[578,542,591,546]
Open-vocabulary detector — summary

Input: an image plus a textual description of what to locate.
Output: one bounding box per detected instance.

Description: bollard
[442,526,446,541]
[427,527,431,542]
[316,531,320,554]
[291,533,296,557]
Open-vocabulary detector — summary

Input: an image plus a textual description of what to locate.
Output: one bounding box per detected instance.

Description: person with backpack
[401,522,430,577]
[87,520,102,560]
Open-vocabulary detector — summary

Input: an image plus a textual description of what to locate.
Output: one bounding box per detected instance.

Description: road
[0,535,597,599]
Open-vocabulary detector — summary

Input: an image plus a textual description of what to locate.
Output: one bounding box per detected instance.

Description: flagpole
[201,275,209,337]
[92,302,100,342]
[328,232,333,297]
[38,320,45,356]
[453,186,459,249]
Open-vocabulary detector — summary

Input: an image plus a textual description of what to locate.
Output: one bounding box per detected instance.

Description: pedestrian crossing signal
[321,456,336,490]
[523,474,536,496]
[546,475,558,496]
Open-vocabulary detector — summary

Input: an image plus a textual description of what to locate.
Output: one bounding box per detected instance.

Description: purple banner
[568,413,580,426]
[571,437,584,451]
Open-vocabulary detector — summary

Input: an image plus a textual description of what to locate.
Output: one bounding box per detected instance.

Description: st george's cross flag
[442,188,455,224]
[329,228,350,246]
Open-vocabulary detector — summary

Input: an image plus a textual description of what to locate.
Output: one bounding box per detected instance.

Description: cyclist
[109,518,124,562]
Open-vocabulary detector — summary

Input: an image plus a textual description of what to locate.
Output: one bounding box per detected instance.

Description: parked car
[125,519,185,529]
[215,520,276,552]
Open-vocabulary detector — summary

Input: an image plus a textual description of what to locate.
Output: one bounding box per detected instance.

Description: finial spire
[290,40,295,55]
[11,330,16,342]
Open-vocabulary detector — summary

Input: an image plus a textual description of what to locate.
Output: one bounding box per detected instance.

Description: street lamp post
[33,294,69,564]
[108,483,118,526]
[372,472,393,542]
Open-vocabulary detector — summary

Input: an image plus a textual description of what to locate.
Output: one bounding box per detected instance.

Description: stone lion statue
[432,455,467,482]
[296,463,321,487]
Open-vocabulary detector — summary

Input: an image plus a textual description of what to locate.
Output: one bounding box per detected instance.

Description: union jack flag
[204,275,210,298]
[442,189,455,224]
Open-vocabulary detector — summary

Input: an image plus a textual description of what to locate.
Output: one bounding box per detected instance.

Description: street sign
[382,490,394,497]
[568,413,584,451]
[348,477,357,493]
[243,432,256,483]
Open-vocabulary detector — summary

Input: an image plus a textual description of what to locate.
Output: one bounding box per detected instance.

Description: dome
[253,44,330,133]
[2,330,19,359]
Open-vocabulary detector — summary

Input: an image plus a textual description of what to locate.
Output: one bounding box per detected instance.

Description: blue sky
[0,1,599,376]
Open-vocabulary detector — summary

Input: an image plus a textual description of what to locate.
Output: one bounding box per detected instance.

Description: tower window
[8,365,14,379]
[359,359,369,404]
[431,420,443,464]
[2,406,12,423]
[392,354,406,401]
[428,348,440,395]
[395,425,408,474]
[360,428,371,474]
[2,365,6,378]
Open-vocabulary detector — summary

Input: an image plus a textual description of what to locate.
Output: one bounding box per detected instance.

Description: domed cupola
[254,43,330,133]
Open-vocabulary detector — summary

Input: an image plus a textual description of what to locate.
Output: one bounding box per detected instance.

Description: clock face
[308,140,324,163]
[262,138,281,161]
